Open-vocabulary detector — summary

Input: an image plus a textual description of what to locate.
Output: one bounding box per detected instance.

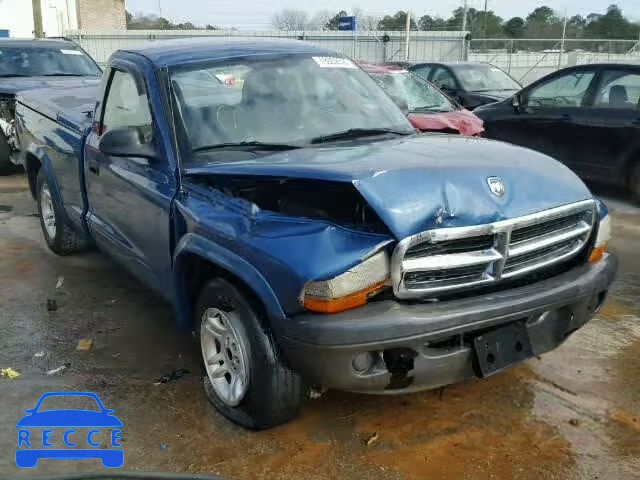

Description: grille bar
[391,200,596,299]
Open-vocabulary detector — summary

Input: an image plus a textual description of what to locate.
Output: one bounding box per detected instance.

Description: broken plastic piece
[155,368,190,384]
[46,363,70,376]
[76,339,93,351]
[1,368,20,379]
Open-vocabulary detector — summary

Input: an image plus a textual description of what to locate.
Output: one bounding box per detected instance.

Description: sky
[124,0,640,29]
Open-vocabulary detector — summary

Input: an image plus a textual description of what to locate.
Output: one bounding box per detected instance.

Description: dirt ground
[0,173,639,480]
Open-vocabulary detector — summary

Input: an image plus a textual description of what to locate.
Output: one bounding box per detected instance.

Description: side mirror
[99,127,157,159]
[512,93,526,112]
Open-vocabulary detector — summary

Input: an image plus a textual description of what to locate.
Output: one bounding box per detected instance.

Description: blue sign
[0,30,9,38]
[15,391,123,468]
[338,16,356,31]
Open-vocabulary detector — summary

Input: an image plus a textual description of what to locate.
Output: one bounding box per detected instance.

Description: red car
[360,62,484,137]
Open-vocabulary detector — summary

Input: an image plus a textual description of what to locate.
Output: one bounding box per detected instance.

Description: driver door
[84,62,176,294]
[491,67,599,175]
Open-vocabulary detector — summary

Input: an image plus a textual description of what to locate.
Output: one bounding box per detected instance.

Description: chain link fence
[66,29,468,66]
[470,38,640,85]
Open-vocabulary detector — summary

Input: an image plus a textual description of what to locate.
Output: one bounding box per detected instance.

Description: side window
[594,71,640,109]
[431,68,456,90]
[102,70,152,134]
[528,71,595,108]
[412,66,432,81]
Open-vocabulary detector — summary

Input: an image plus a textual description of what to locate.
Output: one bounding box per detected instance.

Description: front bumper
[279,254,617,393]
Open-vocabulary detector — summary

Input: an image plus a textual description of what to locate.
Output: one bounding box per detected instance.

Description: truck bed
[17,85,97,134]
[16,85,96,232]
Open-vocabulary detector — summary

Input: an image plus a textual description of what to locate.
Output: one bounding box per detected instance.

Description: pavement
[0,173,639,480]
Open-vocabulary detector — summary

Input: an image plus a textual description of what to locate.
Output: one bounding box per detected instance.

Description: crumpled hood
[408,109,484,136]
[0,76,100,95]
[188,135,593,239]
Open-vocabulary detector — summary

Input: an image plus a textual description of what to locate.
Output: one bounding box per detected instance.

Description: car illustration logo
[15,391,123,468]
[487,176,506,197]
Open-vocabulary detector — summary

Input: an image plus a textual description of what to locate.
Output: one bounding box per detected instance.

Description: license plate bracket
[473,321,533,378]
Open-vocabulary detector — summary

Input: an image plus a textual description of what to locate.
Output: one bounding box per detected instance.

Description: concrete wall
[77,0,126,30]
[0,0,35,37]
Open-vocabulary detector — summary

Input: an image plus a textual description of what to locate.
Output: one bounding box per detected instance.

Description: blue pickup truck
[15,38,617,430]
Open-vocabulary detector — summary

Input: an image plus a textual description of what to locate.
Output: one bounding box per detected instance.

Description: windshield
[0,46,101,77]
[170,54,414,158]
[369,71,455,113]
[452,64,521,92]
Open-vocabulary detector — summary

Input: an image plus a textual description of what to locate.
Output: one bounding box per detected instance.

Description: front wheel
[0,132,15,176]
[196,278,305,430]
[36,168,88,255]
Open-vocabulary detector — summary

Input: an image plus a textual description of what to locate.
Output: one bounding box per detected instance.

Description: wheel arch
[172,233,287,331]
[24,151,42,200]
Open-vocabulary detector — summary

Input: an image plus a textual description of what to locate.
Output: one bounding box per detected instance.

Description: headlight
[589,202,611,263]
[302,251,390,314]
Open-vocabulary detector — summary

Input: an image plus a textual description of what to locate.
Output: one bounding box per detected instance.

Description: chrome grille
[392,200,596,299]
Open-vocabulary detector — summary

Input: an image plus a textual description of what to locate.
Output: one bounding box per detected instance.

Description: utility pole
[558,14,568,69]
[32,0,44,37]
[461,0,468,32]
[483,0,488,51]
[405,11,411,61]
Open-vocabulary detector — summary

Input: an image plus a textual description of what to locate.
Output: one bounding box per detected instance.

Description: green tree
[584,4,640,39]
[378,11,417,31]
[503,17,525,38]
[418,15,446,31]
[524,6,563,37]
[446,7,503,37]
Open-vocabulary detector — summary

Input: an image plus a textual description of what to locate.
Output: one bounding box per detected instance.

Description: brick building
[76,0,126,30]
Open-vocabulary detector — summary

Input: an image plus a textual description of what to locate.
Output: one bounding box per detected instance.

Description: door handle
[88,158,99,175]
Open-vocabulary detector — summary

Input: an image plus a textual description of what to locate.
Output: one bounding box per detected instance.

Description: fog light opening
[352,352,377,374]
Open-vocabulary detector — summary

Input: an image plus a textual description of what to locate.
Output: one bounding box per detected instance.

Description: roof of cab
[0,38,78,48]
[122,37,338,67]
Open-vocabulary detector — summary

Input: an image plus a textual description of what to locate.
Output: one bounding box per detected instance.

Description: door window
[411,65,432,81]
[431,68,456,90]
[527,71,595,108]
[594,71,640,109]
[102,70,152,134]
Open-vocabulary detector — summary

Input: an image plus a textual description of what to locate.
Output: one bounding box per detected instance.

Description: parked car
[15,38,616,430]
[0,38,102,175]
[474,63,640,202]
[394,61,522,111]
[359,62,484,136]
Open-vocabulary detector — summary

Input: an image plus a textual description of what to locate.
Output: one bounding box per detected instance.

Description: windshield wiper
[194,141,302,152]
[0,74,30,78]
[40,73,88,77]
[412,105,452,113]
[310,128,412,144]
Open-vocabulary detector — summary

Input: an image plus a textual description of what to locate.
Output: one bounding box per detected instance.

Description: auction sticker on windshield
[15,391,123,468]
[312,57,357,69]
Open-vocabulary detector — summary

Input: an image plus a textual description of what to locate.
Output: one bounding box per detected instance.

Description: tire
[195,278,305,430]
[631,162,640,204]
[0,132,14,176]
[36,168,88,255]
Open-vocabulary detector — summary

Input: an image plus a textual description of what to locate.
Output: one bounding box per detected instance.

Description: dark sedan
[0,38,102,174]
[396,62,522,111]
[474,63,640,201]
